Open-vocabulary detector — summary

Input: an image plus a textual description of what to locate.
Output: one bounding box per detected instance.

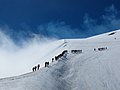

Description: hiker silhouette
[34,66,37,71]
[32,67,34,72]
[45,62,49,67]
[52,58,54,62]
[37,64,40,70]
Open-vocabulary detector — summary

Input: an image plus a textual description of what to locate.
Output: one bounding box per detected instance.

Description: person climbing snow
[52,58,54,62]
[32,67,35,72]
[94,48,96,51]
[45,62,49,67]
[34,66,37,71]
[37,64,40,70]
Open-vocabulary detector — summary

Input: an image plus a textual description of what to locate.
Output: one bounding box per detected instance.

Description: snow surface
[0,30,120,90]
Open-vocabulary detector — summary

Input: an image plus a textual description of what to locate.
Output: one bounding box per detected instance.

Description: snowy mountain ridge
[0,29,120,90]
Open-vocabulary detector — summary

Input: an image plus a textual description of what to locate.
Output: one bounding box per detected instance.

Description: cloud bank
[0,29,57,78]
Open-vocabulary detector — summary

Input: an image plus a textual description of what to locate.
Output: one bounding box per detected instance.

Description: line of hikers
[32,50,68,71]
[70,47,108,54]
[44,50,68,68]
[94,47,107,51]
[32,64,40,72]
[55,50,68,61]
[32,47,108,72]
[71,50,82,54]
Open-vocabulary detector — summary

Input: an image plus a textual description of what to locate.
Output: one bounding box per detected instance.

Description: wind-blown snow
[0,29,120,90]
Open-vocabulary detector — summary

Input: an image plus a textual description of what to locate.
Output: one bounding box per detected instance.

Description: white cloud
[0,29,57,78]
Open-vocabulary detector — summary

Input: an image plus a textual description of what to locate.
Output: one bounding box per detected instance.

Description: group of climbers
[45,62,49,67]
[32,46,108,72]
[54,50,68,61]
[32,50,68,72]
[94,47,107,51]
[32,64,40,72]
[71,50,82,54]
[45,50,68,68]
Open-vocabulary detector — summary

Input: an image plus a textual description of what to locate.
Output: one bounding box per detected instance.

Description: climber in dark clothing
[45,62,49,67]
[37,64,40,70]
[52,58,54,62]
[55,56,58,61]
[32,67,35,72]
[34,66,37,71]
[94,48,96,51]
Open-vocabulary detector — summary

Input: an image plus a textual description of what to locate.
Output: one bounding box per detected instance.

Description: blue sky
[0,0,120,42]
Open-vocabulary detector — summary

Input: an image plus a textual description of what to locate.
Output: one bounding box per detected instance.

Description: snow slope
[0,30,120,90]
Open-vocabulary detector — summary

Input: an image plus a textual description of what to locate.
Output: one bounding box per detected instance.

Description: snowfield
[0,30,120,90]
